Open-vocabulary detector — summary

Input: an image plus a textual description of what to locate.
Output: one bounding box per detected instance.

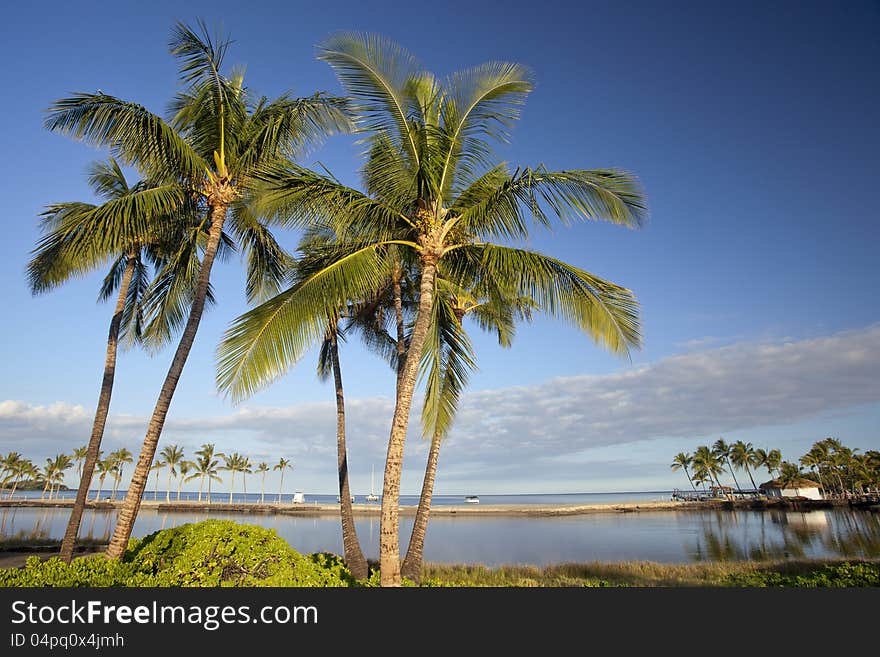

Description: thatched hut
[759,477,823,500]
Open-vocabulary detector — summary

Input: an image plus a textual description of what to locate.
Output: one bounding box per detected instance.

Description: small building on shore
[759,477,823,500]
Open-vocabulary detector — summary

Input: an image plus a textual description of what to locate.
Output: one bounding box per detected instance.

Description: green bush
[0,520,354,588]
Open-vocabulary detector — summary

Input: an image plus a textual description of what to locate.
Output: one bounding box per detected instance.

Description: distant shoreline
[1,497,870,517]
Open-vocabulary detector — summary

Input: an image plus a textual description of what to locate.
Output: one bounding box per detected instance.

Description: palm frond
[451,244,641,356]
[45,93,206,182]
[216,243,387,401]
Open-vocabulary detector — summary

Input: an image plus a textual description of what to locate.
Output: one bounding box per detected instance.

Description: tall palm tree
[28,158,189,563]
[177,460,192,501]
[730,441,758,492]
[1,453,22,495]
[159,445,185,502]
[273,458,291,503]
[671,453,697,491]
[109,448,133,500]
[402,281,534,582]
[713,438,741,493]
[766,449,783,478]
[256,462,269,504]
[218,33,645,586]
[45,21,351,560]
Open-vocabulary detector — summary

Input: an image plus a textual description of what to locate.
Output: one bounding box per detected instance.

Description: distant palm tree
[713,438,741,492]
[778,462,807,495]
[159,445,185,502]
[240,456,253,500]
[256,462,269,504]
[730,441,758,492]
[109,448,133,500]
[94,457,114,501]
[47,454,74,499]
[72,446,89,481]
[150,459,163,501]
[274,458,292,503]
[187,451,221,504]
[177,460,192,501]
[671,453,697,491]
[1,453,23,495]
[222,453,247,504]
[692,445,726,496]
[7,460,36,499]
[766,449,782,478]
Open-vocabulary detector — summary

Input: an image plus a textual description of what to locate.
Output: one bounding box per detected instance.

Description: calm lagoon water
[2,501,877,566]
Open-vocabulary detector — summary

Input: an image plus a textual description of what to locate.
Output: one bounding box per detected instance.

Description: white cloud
[1,324,878,492]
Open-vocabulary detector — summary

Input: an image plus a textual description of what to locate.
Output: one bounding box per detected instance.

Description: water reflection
[1,507,877,566]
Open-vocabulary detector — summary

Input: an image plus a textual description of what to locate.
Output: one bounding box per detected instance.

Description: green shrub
[0,520,354,588]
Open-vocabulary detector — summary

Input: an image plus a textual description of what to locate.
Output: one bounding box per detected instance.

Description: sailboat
[365,465,379,502]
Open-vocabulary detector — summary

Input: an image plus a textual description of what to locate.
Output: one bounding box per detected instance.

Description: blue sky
[1,1,878,495]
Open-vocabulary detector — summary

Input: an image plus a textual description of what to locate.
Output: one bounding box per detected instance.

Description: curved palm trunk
[380,254,439,586]
[744,464,758,492]
[684,466,697,491]
[725,459,741,493]
[401,427,442,582]
[329,329,368,580]
[106,206,227,559]
[59,254,135,563]
[393,269,406,391]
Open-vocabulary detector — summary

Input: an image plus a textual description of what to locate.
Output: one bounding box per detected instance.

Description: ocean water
[2,503,877,566]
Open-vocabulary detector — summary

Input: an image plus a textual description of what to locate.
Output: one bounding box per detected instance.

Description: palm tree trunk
[380,253,439,586]
[166,471,172,503]
[177,477,183,501]
[260,474,265,504]
[684,466,697,491]
[59,254,135,563]
[725,460,742,493]
[278,472,284,504]
[229,471,235,504]
[393,268,406,392]
[744,465,758,492]
[198,476,204,503]
[153,469,159,500]
[208,476,213,504]
[106,207,226,559]
[401,427,442,582]
[329,328,368,580]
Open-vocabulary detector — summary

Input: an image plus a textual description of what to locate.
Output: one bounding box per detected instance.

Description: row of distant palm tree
[1,446,293,504]
[671,437,879,498]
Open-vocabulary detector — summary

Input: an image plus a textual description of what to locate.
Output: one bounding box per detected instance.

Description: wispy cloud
[1,325,878,491]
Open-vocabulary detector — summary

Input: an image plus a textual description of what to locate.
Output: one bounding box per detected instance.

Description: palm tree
[7,460,36,499]
[187,450,222,503]
[256,462,269,504]
[713,438,741,493]
[218,33,645,586]
[778,461,806,495]
[273,458,291,503]
[402,282,534,582]
[177,460,192,501]
[240,456,253,500]
[730,441,758,492]
[47,454,74,499]
[671,453,697,491]
[766,449,783,478]
[150,459,163,501]
[159,445,185,502]
[1,453,22,495]
[72,446,89,482]
[28,158,190,563]
[109,448,133,500]
[692,446,725,494]
[93,457,114,501]
[40,461,54,500]
[222,453,244,504]
[46,21,351,560]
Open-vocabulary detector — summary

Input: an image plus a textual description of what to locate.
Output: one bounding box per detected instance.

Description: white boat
[292,491,305,504]
[464,495,480,504]
[365,465,379,502]
[336,495,356,503]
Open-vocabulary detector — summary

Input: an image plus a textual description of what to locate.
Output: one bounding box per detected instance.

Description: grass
[420,557,880,587]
